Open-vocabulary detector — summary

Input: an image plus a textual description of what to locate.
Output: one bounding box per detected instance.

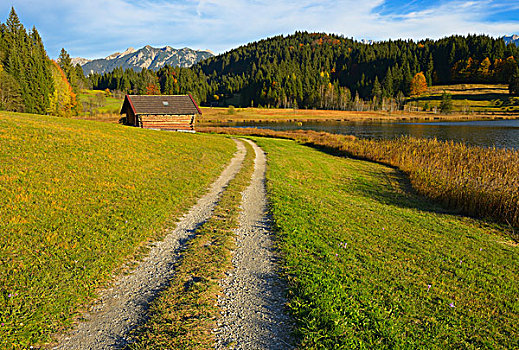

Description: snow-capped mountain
[71,57,92,67]
[77,45,214,75]
[503,35,519,46]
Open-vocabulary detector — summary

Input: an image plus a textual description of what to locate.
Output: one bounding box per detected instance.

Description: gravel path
[54,139,247,350]
[215,139,294,350]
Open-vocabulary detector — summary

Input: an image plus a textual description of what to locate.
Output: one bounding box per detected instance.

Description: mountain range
[73,45,213,75]
[75,35,518,76]
[503,35,519,46]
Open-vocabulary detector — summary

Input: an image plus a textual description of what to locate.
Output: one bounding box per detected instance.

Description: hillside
[91,32,519,110]
[0,112,235,347]
[78,45,213,75]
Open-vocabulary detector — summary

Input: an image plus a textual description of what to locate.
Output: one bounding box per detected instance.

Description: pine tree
[371,76,381,98]
[426,54,434,85]
[0,68,23,111]
[28,28,53,114]
[5,7,22,37]
[59,48,78,92]
[74,64,89,89]
[382,67,394,97]
[509,65,519,96]
[439,91,453,113]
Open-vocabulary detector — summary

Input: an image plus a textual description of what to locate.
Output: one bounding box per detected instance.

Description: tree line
[2,8,519,114]
[0,8,88,115]
[90,32,519,110]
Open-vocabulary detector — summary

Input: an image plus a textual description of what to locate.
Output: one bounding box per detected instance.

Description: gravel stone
[54,139,247,350]
[215,139,295,350]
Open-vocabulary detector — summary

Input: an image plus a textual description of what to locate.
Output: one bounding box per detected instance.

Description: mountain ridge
[503,35,519,46]
[74,45,214,75]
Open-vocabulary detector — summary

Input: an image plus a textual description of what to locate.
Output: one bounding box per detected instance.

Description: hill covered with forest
[90,32,519,110]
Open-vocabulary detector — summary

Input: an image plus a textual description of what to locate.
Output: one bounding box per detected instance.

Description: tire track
[54,139,247,350]
[215,139,294,349]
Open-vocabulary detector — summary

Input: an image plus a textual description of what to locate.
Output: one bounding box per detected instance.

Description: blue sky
[2,0,519,59]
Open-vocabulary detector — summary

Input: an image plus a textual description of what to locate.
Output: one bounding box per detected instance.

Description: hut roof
[120,95,202,115]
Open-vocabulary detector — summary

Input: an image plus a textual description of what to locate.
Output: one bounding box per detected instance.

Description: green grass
[255,137,518,349]
[77,89,124,117]
[408,84,519,113]
[128,139,255,349]
[0,112,235,348]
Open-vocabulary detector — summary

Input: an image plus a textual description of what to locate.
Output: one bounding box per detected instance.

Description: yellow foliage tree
[477,57,491,80]
[48,60,78,117]
[410,72,428,96]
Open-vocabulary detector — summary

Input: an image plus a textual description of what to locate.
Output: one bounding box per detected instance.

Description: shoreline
[197,107,519,125]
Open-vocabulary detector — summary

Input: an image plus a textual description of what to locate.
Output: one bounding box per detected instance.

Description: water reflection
[218,119,519,149]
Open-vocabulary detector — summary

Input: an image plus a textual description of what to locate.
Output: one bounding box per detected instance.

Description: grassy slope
[256,137,518,349]
[0,112,235,348]
[409,84,519,113]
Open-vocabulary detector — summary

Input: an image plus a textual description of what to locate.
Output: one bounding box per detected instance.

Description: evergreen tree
[0,68,23,111]
[439,91,453,113]
[74,64,90,89]
[371,76,382,99]
[0,9,54,114]
[58,48,78,92]
[509,65,519,96]
[382,67,394,97]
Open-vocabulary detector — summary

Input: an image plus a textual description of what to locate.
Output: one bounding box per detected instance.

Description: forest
[89,32,519,110]
[0,8,87,116]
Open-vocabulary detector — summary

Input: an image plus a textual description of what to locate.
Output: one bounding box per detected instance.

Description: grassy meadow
[197,84,519,124]
[256,137,518,348]
[77,89,124,121]
[409,84,519,113]
[0,112,235,348]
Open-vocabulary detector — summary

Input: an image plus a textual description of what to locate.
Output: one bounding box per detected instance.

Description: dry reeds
[199,126,519,232]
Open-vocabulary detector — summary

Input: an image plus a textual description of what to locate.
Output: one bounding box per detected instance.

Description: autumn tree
[410,72,428,96]
[48,60,78,117]
[477,57,491,81]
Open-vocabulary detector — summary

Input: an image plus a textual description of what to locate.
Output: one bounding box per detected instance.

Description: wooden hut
[120,94,201,131]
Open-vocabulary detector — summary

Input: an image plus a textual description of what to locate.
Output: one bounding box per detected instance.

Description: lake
[218,119,519,149]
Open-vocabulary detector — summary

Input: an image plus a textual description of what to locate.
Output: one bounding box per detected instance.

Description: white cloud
[1,0,519,58]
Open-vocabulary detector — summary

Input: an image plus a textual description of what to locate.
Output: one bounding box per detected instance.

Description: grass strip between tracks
[128,139,255,349]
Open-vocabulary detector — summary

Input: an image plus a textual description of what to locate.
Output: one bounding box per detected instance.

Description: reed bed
[198,127,519,234]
